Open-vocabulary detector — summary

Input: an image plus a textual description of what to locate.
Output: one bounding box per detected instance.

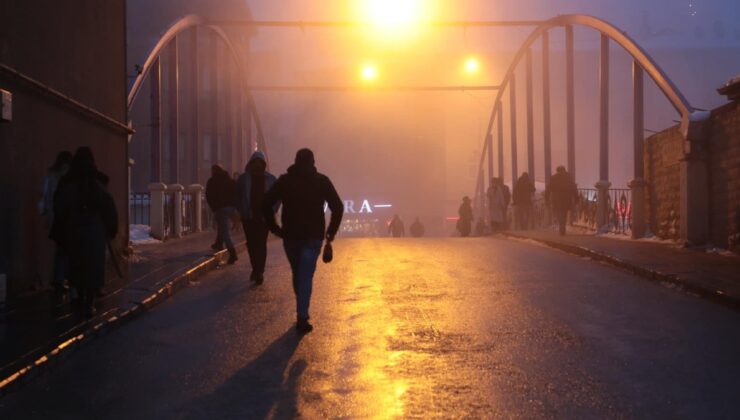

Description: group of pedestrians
[41,147,118,317]
[387,215,426,238]
[456,166,577,237]
[205,148,343,333]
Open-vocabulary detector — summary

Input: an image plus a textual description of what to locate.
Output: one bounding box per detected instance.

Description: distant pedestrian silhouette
[50,147,117,317]
[264,148,343,334]
[545,166,578,236]
[410,217,425,238]
[457,196,473,237]
[513,172,536,230]
[388,214,405,237]
[236,151,276,284]
[206,164,238,263]
[487,178,507,233]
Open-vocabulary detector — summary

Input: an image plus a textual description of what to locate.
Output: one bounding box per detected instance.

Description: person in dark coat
[263,148,343,334]
[388,214,405,237]
[51,147,117,317]
[40,151,72,292]
[545,165,578,236]
[513,172,536,230]
[206,165,238,263]
[409,217,425,238]
[236,151,277,284]
[457,196,473,237]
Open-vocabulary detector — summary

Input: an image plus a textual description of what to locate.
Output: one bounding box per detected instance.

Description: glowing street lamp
[464,57,480,75]
[360,63,379,82]
[356,0,431,42]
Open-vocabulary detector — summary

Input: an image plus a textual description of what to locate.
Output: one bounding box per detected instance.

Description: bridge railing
[573,188,632,234]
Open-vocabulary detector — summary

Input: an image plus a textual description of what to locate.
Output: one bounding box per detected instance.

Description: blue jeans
[283,240,323,319]
[215,207,236,249]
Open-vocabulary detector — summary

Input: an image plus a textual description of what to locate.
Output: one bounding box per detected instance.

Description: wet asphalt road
[2,237,740,419]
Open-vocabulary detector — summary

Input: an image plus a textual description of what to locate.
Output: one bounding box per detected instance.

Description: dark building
[0,1,129,297]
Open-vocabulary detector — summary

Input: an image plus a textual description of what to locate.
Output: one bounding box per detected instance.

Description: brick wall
[645,127,683,240]
[708,101,740,252]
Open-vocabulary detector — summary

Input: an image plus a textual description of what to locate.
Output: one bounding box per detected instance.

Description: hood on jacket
[244,151,267,172]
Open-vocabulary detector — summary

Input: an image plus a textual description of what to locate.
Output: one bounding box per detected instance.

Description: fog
[128,0,740,235]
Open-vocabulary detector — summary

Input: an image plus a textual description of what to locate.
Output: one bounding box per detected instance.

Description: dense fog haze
[127,0,740,234]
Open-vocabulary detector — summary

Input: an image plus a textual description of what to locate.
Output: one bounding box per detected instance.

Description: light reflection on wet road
[2,237,740,419]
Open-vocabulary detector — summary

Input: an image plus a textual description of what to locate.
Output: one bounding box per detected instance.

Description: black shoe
[254,273,264,285]
[211,242,224,252]
[227,247,238,264]
[296,317,313,334]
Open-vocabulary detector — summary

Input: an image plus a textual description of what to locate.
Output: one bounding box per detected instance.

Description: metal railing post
[565,25,576,181]
[630,61,647,238]
[509,73,518,184]
[542,31,552,184]
[168,39,180,184]
[150,58,162,183]
[189,27,200,184]
[497,103,504,179]
[525,48,535,180]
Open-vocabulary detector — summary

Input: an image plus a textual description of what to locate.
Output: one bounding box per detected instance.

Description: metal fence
[163,191,175,239]
[573,188,632,234]
[129,192,150,225]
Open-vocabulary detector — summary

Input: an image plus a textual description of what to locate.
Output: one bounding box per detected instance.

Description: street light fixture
[360,63,379,82]
[464,56,480,75]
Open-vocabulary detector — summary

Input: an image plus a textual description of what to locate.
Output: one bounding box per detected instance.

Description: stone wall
[708,101,740,252]
[644,127,683,240]
[645,100,740,250]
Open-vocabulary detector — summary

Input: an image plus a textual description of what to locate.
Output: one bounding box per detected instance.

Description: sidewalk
[0,229,244,394]
[504,228,740,311]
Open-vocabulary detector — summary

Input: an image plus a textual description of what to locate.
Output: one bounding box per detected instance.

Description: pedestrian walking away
[487,178,506,233]
[50,147,117,317]
[206,164,238,263]
[39,150,72,293]
[545,165,578,236]
[457,196,473,237]
[410,217,425,238]
[388,214,406,237]
[236,151,277,284]
[263,148,344,334]
[513,172,536,230]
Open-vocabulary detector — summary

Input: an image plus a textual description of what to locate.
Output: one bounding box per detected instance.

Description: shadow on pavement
[180,328,305,419]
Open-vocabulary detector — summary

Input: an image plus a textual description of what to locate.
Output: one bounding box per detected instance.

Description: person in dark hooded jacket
[513,172,536,230]
[263,148,343,334]
[236,151,277,284]
[545,165,578,236]
[206,164,238,263]
[51,147,117,317]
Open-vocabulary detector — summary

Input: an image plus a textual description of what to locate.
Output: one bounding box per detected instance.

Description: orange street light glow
[362,0,421,29]
[464,57,480,74]
[361,64,378,81]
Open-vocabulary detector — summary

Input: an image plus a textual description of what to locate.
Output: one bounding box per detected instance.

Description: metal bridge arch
[127,14,267,185]
[475,14,697,237]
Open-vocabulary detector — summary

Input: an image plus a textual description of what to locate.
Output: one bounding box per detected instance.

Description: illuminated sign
[324,200,393,214]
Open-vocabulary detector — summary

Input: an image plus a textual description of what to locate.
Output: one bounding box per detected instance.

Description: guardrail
[129,192,151,225]
[573,188,631,234]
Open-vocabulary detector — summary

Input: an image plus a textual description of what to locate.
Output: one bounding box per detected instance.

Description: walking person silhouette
[263,149,343,334]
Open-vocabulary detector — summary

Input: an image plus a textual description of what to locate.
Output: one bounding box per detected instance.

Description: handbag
[322,241,333,263]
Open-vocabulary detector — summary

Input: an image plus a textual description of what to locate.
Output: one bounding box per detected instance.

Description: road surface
[1,237,739,419]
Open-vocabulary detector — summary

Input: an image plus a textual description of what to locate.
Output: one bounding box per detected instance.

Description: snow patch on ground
[129,225,161,245]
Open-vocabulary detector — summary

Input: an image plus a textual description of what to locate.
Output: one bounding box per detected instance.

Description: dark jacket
[545,171,578,211]
[51,171,117,289]
[513,176,536,206]
[263,163,343,241]
[206,170,237,212]
[236,170,277,220]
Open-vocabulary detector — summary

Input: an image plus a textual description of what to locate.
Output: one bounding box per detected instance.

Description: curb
[0,241,246,397]
[503,232,740,313]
